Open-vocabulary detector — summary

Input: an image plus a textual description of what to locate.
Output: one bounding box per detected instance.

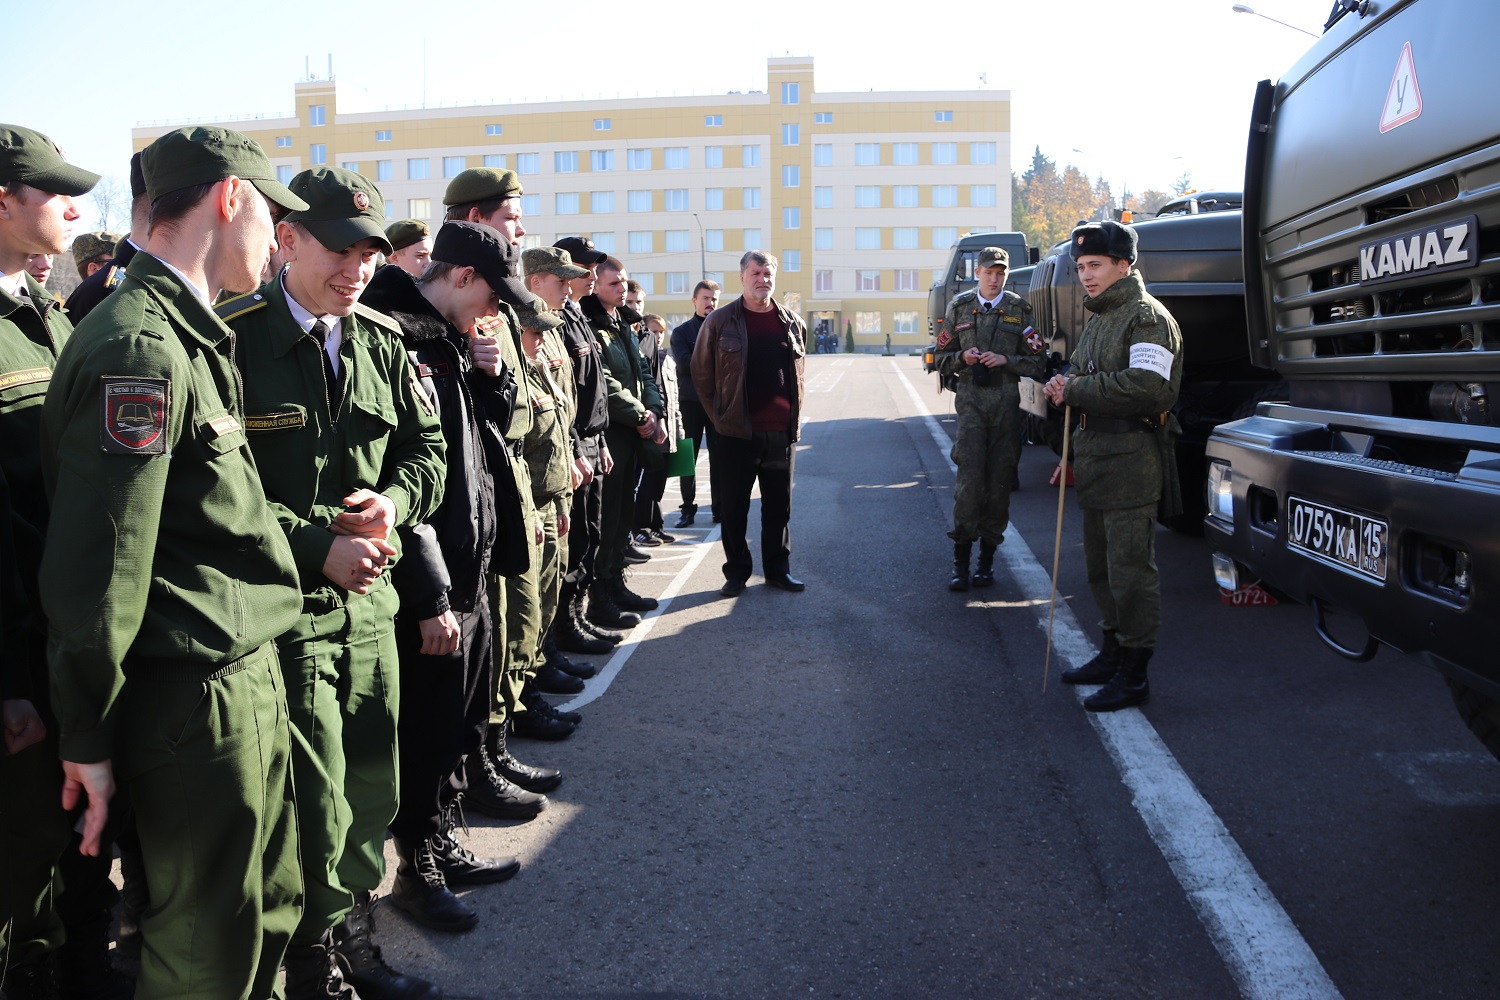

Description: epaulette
[1002,289,1033,312]
[1138,299,1159,326]
[215,291,267,323]
[952,289,977,306]
[352,301,403,336]
[104,265,125,291]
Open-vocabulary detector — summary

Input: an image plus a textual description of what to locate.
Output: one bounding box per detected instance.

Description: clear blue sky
[16,0,1324,231]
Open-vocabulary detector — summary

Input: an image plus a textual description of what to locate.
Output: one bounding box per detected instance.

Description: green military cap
[0,124,100,196]
[522,245,589,280]
[71,231,121,274]
[513,296,563,333]
[385,218,429,252]
[141,126,308,212]
[282,167,391,253]
[443,167,521,207]
[976,246,1009,269]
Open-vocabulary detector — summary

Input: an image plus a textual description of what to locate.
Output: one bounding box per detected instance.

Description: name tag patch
[206,413,242,438]
[99,377,168,455]
[417,362,451,379]
[0,366,51,392]
[245,410,306,431]
[1128,342,1175,380]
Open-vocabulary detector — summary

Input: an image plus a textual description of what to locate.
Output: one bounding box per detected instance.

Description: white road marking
[889,359,1343,1000]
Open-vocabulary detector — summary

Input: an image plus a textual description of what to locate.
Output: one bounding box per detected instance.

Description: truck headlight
[1212,552,1240,590]
[1207,461,1234,523]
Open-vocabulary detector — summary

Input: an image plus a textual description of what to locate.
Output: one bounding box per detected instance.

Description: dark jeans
[564,436,604,588]
[716,430,794,582]
[634,464,667,532]
[677,399,718,513]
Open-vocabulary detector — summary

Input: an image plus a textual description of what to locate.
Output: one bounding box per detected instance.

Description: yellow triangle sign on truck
[1379,41,1422,133]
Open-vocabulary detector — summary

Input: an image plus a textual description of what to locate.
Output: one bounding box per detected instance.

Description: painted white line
[888,359,1342,1000]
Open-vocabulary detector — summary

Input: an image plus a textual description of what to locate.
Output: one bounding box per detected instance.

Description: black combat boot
[2,954,60,1000]
[463,742,547,818]
[56,901,134,1000]
[949,541,973,592]
[555,592,612,654]
[491,721,562,794]
[1083,647,1152,712]
[390,837,478,934]
[543,628,599,678]
[533,660,585,695]
[430,797,521,885]
[333,892,441,1000]
[587,582,641,630]
[575,592,625,644]
[1062,630,1122,685]
[283,930,358,1000]
[972,541,998,587]
[611,574,658,612]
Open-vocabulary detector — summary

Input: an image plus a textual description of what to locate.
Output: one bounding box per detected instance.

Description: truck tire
[1447,679,1500,763]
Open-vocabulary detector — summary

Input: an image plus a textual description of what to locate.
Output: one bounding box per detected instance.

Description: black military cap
[552,235,606,267]
[432,221,538,310]
[0,124,100,196]
[142,126,307,211]
[1069,220,1138,265]
[283,167,391,253]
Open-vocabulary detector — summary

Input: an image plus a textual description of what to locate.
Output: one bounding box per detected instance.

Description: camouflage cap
[552,235,607,267]
[385,219,430,252]
[976,246,1009,269]
[71,231,121,273]
[142,126,307,212]
[523,245,589,280]
[283,167,391,254]
[443,167,521,207]
[513,296,564,333]
[0,124,100,196]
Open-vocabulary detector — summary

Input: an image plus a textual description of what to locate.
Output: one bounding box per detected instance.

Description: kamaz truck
[1205,0,1500,758]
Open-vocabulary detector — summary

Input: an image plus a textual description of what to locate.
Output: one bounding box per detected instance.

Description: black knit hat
[1069,219,1138,265]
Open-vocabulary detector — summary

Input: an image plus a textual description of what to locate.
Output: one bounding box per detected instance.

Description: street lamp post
[692,212,706,281]
[1230,4,1318,38]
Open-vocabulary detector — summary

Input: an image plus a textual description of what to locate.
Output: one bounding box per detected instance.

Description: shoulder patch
[104,265,125,291]
[352,301,403,335]
[215,292,267,324]
[99,376,169,455]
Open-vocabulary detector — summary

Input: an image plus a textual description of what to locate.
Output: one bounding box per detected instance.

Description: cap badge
[353,191,370,211]
[1076,234,1085,245]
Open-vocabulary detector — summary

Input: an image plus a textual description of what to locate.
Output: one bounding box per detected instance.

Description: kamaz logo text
[1358,214,1479,286]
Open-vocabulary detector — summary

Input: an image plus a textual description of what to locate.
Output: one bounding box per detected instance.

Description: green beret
[71,231,121,271]
[142,126,307,212]
[385,219,430,252]
[976,247,1009,269]
[0,124,99,196]
[283,167,391,254]
[443,167,521,207]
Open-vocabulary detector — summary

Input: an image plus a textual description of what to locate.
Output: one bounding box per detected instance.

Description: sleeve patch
[100,377,169,455]
[1023,327,1045,354]
[935,328,953,350]
[954,322,975,333]
[1128,342,1175,380]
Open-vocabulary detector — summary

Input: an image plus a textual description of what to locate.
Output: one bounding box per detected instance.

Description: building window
[556,193,580,215]
[483,154,505,169]
[933,185,958,207]
[376,130,392,142]
[628,231,653,253]
[704,114,723,127]
[409,198,431,219]
[309,104,325,127]
[782,82,799,105]
[814,269,833,293]
[310,144,326,165]
[893,142,918,165]
[705,188,724,211]
[591,191,615,213]
[814,186,833,209]
[857,270,881,291]
[743,187,761,210]
[782,206,800,230]
[933,142,957,165]
[855,186,880,209]
[971,141,996,165]
[635,273,655,294]
[855,228,880,250]
[276,165,294,184]
[854,143,879,166]
[815,228,833,250]
[705,146,723,169]
[895,269,921,291]
[813,143,832,167]
[665,147,689,169]
[972,184,997,207]
[515,153,539,175]
[665,230,690,253]
[894,311,920,334]
[814,112,832,124]
[591,232,616,253]
[935,110,953,122]
[855,311,882,334]
[893,228,919,250]
[628,148,652,171]
[933,226,958,248]
[485,123,503,136]
[705,271,724,287]
[742,144,762,167]
[376,160,392,181]
[665,189,689,212]
[628,191,652,213]
[591,150,614,172]
[782,165,800,188]
[705,229,724,252]
[666,271,689,294]
[782,124,799,146]
[743,228,762,251]
[407,158,429,180]
[555,151,578,173]
[594,118,611,130]
[784,249,801,272]
[893,185,919,208]
[443,156,465,178]
[275,136,293,148]
[520,194,541,216]
[341,162,358,172]
[385,201,395,219]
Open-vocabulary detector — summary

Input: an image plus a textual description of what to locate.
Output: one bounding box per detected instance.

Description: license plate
[1286,496,1388,582]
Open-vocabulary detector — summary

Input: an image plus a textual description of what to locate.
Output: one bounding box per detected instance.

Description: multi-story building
[134,57,1011,351]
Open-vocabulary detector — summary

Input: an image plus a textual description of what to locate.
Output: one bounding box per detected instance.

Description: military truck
[1205,0,1500,759]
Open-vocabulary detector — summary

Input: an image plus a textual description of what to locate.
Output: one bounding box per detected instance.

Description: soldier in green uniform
[39,125,307,1000]
[0,122,97,999]
[219,166,447,1000]
[1044,220,1183,712]
[934,247,1046,591]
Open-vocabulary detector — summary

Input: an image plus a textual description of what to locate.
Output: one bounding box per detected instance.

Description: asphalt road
[373,354,1500,1000]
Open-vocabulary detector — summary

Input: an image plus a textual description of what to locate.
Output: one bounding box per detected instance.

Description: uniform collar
[125,251,231,348]
[260,277,351,359]
[1083,270,1145,314]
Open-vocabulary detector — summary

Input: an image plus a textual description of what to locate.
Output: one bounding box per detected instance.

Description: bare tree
[89,176,128,232]
[1170,172,1194,197]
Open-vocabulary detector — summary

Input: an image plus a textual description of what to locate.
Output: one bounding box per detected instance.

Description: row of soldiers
[0,119,688,1000]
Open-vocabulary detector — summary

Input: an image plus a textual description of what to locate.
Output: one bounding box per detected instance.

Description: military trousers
[494,500,549,725]
[948,385,1022,547]
[118,642,301,1000]
[538,499,566,639]
[597,427,641,579]
[715,430,795,583]
[0,722,67,978]
[1082,502,1162,649]
[280,586,400,945]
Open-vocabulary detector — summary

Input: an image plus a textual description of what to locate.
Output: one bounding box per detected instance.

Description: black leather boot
[333,892,441,1000]
[492,722,562,794]
[544,628,598,678]
[574,590,624,644]
[463,743,547,819]
[949,541,972,592]
[1062,630,1123,685]
[972,542,997,587]
[2,953,60,1000]
[587,583,641,630]
[390,838,478,934]
[283,930,358,1000]
[430,797,521,885]
[1084,647,1152,712]
[610,575,658,612]
[534,660,585,695]
[554,584,612,654]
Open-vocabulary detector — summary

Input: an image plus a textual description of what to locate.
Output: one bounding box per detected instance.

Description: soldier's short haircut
[625,278,641,294]
[417,260,460,288]
[693,279,721,296]
[147,181,220,236]
[445,198,507,223]
[597,255,625,276]
[739,250,778,272]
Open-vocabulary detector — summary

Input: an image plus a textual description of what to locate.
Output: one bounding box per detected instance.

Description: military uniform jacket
[39,252,303,763]
[581,294,663,436]
[1062,270,1184,510]
[0,272,72,703]
[476,302,542,554]
[934,288,1046,387]
[220,276,446,609]
[557,298,609,453]
[521,355,574,508]
[64,239,137,326]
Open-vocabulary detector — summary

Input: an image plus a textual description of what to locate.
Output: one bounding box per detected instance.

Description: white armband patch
[1128,342,1175,380]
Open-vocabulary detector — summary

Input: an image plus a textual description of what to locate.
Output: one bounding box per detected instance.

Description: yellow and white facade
[134,57,1010,351]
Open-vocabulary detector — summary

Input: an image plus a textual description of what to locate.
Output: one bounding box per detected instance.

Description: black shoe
[464,745,547,819]
[510,708,576,741]
[524,689,582,725]
[549,649,598,679]
[491,724,562,794]
[624,543,650,564]
[534,661,585,695]
[390,838,478,934]
[334,893,441,1000]
[284,930,359,999]
[431,801,522,885]
[573,592,624,644]
[1084,648,1151,712]
[587,586,641,630]
[652,529,678,544]
[612,577,658,612]
[675,510,696,528]
[556,613,612,654]
[950,541,973,592]
[1062,631,1122,685]
[720,578,746,597]
[972,542,997,588]
[764,574,805,592]
[635,530,664,548]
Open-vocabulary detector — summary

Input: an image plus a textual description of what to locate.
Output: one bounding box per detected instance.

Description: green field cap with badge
[976,247,1009,269]
[523,246,589,280]
[141,126,308,212]
[385,219,429,252]
[283,167,391,254]
[0,124,100,195]
[443,167,522,207]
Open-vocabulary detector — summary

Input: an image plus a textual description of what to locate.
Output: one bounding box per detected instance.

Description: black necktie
[983,302,993,313]
[311,319,342,414]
